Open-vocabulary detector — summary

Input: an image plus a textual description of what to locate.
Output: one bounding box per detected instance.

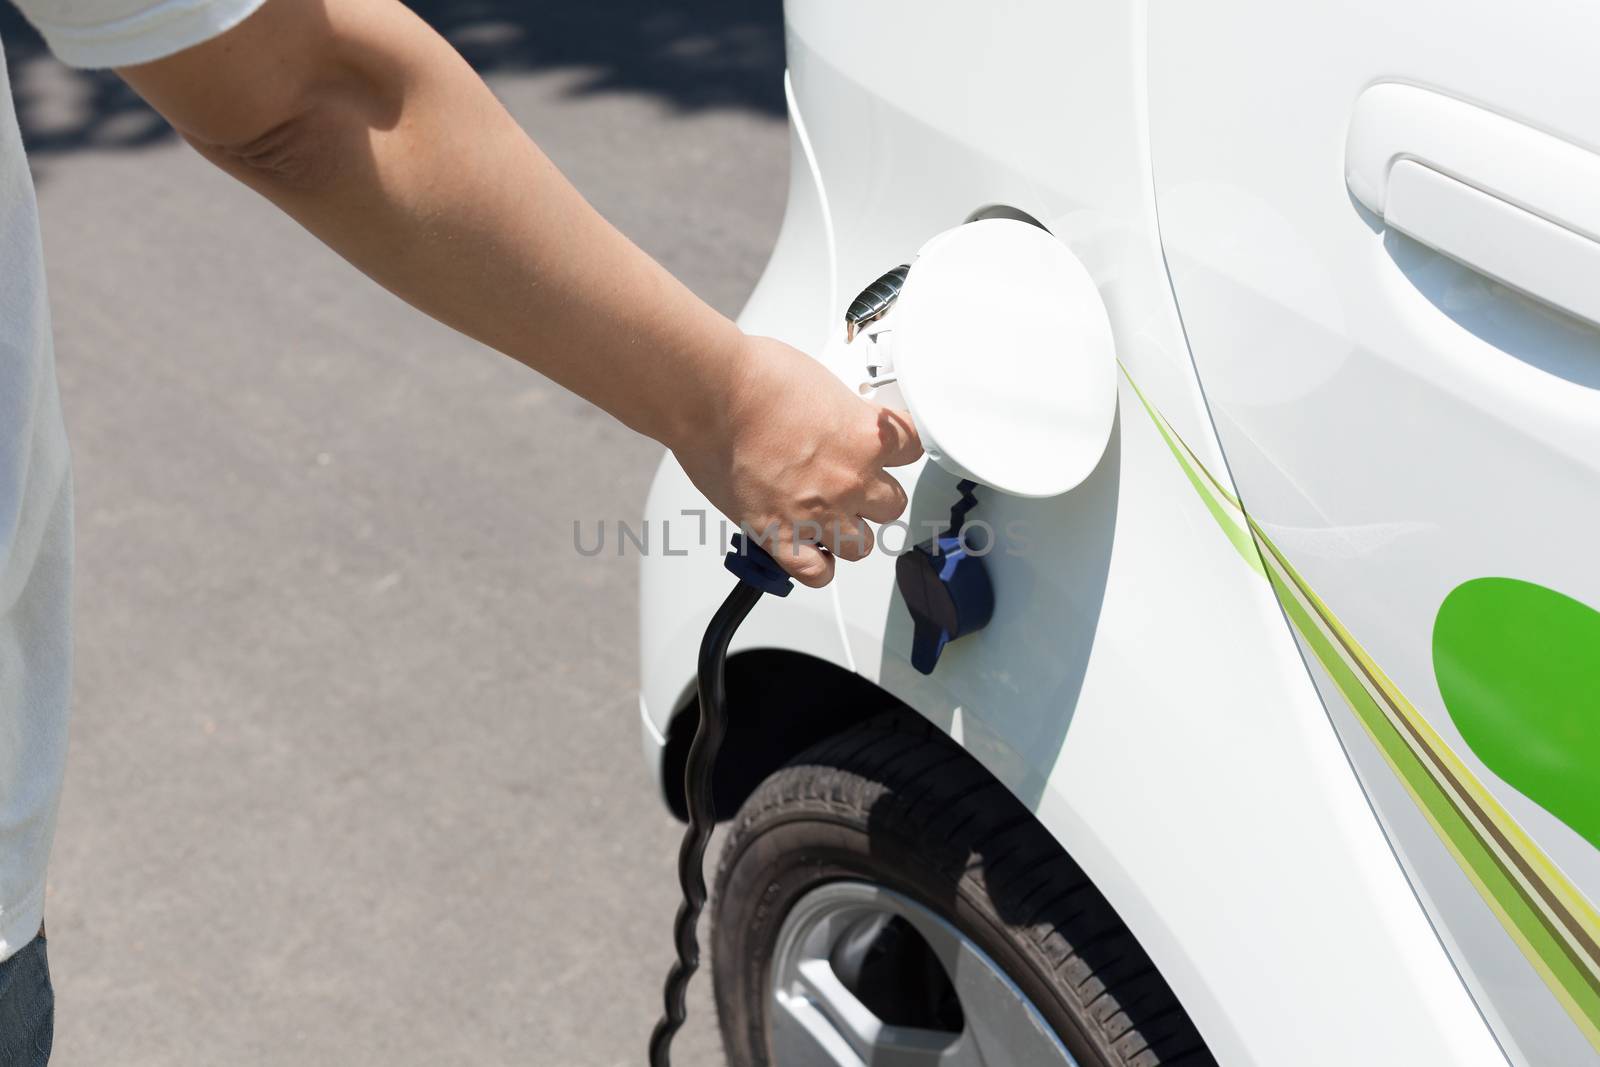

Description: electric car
[637,3,1600,1064]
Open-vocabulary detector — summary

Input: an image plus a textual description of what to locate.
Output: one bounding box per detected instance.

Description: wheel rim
[767,880,1079,1066]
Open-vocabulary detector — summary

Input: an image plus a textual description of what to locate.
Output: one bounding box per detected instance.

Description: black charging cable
[648,533,793,1067]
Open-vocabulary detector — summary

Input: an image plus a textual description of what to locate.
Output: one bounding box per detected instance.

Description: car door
[1147,2,1600,1063]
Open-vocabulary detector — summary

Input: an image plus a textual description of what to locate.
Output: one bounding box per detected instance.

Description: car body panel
[640,2,1520,1062]
[1149,1,1600,1060]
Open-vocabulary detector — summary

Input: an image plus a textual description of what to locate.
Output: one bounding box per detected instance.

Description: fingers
[824,516,874,562]
[759,517,870,586]
[859,471,909,525]
[790,514,877,563]
[769,539,836,589]
[873,407,924,467]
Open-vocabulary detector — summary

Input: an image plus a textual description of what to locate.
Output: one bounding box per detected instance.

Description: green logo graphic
[1434,577,1600,851]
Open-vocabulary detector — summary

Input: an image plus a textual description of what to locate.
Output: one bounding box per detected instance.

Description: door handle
[1346,83,1600,329]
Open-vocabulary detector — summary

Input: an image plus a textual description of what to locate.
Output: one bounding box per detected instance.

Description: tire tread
[713,712,1217,1067]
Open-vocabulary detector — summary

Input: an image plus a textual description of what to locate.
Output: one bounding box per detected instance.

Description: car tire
[711,713,1216,1067]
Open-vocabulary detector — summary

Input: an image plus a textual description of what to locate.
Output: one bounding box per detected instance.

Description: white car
[637,3,1600,1065]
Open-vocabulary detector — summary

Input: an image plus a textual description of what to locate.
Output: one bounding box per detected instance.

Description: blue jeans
[0,935,51,1066]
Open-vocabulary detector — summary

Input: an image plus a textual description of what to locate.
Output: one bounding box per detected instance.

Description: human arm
[114,0,920,585]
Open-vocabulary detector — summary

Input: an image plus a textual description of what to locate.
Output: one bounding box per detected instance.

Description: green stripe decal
[1121,366,1600,1051]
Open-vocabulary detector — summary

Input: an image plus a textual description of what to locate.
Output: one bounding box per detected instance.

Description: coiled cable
[649,536,789,1066]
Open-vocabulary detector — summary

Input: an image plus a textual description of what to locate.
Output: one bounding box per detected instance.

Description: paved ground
[4,2,787,1062]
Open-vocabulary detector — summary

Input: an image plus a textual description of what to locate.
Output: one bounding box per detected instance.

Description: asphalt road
[4,3,787,1062]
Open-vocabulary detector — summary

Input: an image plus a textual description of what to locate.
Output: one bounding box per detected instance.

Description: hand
[672,335,923,587]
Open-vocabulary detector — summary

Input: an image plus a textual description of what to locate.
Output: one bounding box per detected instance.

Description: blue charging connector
[722,532,794,597]
[895,480,995,674]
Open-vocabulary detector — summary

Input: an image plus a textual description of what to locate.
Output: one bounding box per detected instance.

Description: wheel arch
[658,648,907,821]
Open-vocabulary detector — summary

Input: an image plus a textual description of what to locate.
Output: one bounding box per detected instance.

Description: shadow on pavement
[1,0,784,157]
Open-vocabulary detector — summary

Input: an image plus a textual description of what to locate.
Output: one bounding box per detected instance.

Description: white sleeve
[12,0,269,70]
